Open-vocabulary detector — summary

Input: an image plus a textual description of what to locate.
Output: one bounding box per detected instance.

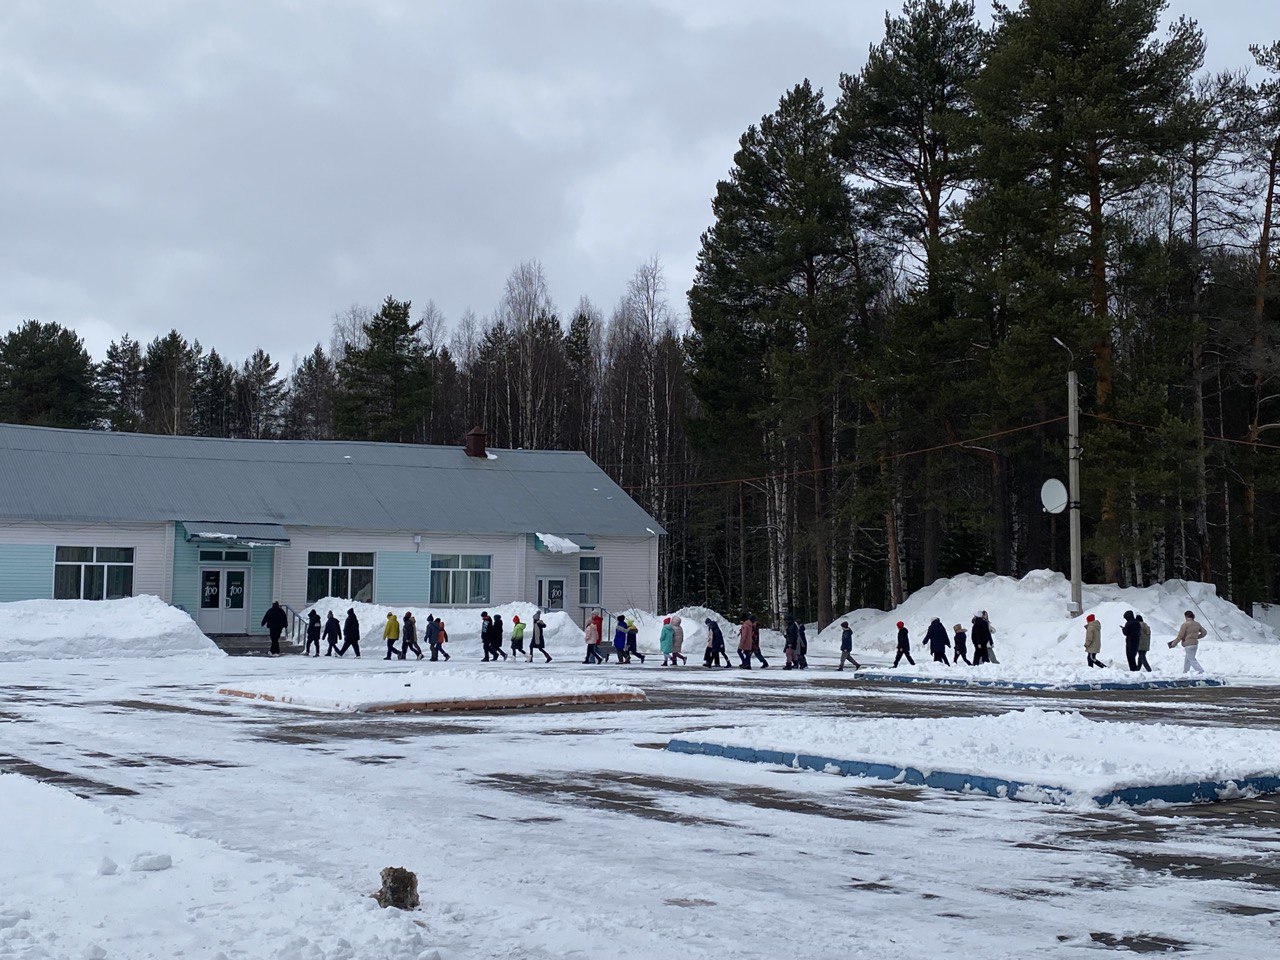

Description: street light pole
[1067,369,1083,617]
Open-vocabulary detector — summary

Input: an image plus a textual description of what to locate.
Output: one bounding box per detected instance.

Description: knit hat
[841,621,849,628]
[896,621,904,628]
[663,617,671,624]
[626,619,635,628]
[1086,614,1095,622]
[512,616,520,624]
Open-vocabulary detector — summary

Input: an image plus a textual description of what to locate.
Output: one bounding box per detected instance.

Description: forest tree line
[2,0,1279,625]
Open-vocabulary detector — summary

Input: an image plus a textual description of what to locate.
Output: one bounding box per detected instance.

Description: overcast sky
[0,0,1262,366]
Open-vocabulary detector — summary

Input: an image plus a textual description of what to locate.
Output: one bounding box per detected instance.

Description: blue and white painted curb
[849,672,1227,692]
[665,739,1280,807]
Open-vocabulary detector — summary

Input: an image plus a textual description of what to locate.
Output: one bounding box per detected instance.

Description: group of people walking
[275,601,1212,674]
[1084,609,1207,673]
[892,611,1000,668]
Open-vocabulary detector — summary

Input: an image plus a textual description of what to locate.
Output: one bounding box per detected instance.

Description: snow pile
[228,668,644,712]
[613,605,784,654]
[305,598,584,651]
[820,570,1280,681]
[0,773,435,958]
[535,533,581,554]
[682,708,1280,802]
[0,596,222,661]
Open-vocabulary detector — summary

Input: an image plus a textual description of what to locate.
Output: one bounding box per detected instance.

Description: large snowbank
[305,598,584,652]
[680,708,1280,803]
[226,668,644,712]
[820,570,1280,681]
[0,596,222,661]
[0,773,435,958]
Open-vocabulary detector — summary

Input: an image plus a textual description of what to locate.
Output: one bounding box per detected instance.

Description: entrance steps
[211,634,303,657]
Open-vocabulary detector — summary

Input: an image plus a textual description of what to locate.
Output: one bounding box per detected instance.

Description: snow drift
[819,570,1280,681]
[0,595,222,661]
[303,598,584,652]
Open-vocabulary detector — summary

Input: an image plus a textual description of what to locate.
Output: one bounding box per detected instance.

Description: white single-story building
[0,423,663,636]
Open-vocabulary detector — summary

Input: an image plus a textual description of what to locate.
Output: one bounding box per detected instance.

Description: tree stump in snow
[374,866,420,910]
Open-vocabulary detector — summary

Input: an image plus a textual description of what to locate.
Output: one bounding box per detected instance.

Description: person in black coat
[783,616,800,670]
[970,614,992,666]
[704,618,730,668]
[924,617,951,665]
[796,623,809,669]
[528,614,552,663]
[491,614,508,661]
[892,621,915,667]
[1122,610,1142,671]
[261,601,288,657]
[480,612,493,660]
[322,611,342,656]
[339,608,361,657]
[304,609,322,657]
[401,611,423,660]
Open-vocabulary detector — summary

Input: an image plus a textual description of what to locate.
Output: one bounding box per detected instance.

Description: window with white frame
[306,551,375,604]
[578,555,601,607]
[54,546,135,600]
[430,554,491,605]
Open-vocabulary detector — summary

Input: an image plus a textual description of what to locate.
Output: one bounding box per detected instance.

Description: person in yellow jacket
[383,612,400,660]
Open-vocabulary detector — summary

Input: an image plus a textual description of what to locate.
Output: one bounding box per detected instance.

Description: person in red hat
[892,620,915,667]
[1084,613,1105,668]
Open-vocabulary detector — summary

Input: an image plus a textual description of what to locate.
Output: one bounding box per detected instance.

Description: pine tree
[190,349,236,438]
[0,321,99,428]
[332,296,432,443]
[283,345,336,440]
[235,348,286,439]
[142,331,201,435]
[100,335,145,432]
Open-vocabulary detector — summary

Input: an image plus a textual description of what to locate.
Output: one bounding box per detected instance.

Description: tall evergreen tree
[190,349,236,438]
[332,296,433,443]
[283,345,336,440]
[100,335,145,433]
[141,331,201,435]
[0,321,99,428]
[235,348,286,439]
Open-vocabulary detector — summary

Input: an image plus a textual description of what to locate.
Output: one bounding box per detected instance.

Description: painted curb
[850,673,1227,692]
[665,739,1280,807]
[217,688,646,712]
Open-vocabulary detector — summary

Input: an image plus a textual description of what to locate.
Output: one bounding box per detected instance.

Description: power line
[1082,412,1280,453]
[621,416,1068,492]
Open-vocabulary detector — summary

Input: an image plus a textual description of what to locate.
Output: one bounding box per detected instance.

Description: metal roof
[0,424,665,537]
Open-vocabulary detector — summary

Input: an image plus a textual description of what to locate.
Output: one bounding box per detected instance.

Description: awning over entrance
[534,533,596,554]
[182,521,290,547]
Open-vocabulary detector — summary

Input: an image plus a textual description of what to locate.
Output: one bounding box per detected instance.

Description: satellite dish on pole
[1041,478,1068,514]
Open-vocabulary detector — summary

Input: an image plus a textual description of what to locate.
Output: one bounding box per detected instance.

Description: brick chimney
[464,426,488,459]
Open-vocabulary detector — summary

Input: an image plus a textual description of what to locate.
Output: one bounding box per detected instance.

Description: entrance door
[536,577,566,611]
[197,568,250,634]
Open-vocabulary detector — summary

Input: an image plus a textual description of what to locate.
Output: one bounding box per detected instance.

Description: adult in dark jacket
[892,621,915,667]
[837,621,861,671]
[340,608,361,657]
[613,615,629,662]
[491,615,508,661]
[783,616,800,670]
[322,612,342,656]
[261,601,288,657]
[924,617,951,665]
[480,612,493,661]
[426,615,448,661]
[304,609,321,657]
[1122,610,1142,671]
[402,611,423,660]
[979,611,999,664]
[970,615,992,666]
[796,623,809,669]
[704,618,730,668]
[529,614,552,663]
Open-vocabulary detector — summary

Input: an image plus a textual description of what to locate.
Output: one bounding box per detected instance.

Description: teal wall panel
[0,544,55,601]
[172,523,275,634]
[374,551,431,605]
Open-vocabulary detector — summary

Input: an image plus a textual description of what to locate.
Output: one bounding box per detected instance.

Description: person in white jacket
[1169,610,1208,674]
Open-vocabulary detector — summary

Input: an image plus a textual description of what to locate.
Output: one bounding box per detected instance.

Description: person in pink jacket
[737,617,755,669]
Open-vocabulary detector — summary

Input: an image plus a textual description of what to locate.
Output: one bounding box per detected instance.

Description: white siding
[0,520,172,600]
[277,527,524,610]
[521,535,658,625]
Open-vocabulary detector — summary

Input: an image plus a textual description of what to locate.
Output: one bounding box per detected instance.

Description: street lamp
[1054,338,1083,617]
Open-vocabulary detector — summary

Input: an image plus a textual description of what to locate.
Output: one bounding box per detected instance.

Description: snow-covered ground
[223,667,644,712]
[0,595,222,662]
[675,707,1280,803]
[3,653,1280,958]
[0,771,438,960]
[821,570,1280,682]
